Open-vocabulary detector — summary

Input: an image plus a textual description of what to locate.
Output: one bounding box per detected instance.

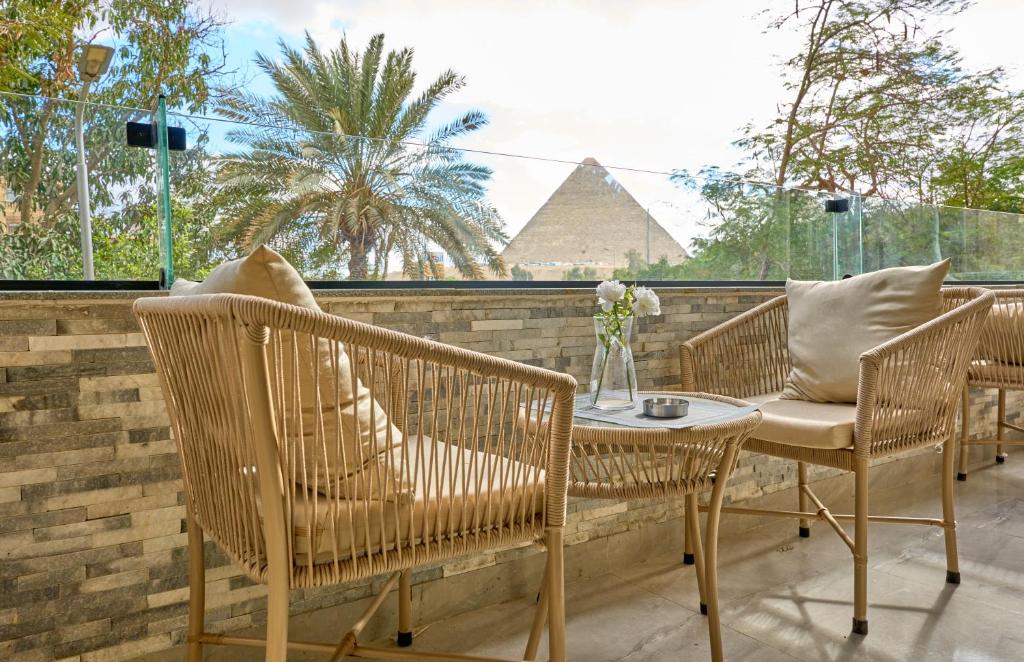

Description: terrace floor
[178,459,1024,662]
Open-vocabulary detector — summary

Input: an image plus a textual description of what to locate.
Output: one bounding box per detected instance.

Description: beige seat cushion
[781,260,950,403]
[977,302,1024,365]
[172,246,402,493]
[744,392,855,449]
[292,436,545,564]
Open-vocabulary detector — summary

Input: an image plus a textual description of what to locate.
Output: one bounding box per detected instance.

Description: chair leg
[798,462,811,537]
[686,494,708,615]
[397,569,413,646]
[996,388,1007,464]
[958,387,970,481]
[186,512,205,662]
[852,459,868,636]
[266,581,289,662]
[704,446,736,662]
[545,528,566,662]
[683,503,695,565]
[524,556,550,661]
[942,434,961,585]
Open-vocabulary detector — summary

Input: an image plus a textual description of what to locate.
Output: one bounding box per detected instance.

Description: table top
[571,392,759,431]
[564,391,762,499]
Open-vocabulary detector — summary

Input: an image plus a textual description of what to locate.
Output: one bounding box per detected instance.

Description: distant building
[425,251,445,279]
[0,178,22,233]
[500,157,688,280]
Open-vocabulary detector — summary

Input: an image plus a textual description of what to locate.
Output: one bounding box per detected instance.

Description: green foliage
[612,253,687,281]
[211,33,508,280]
[510,264,533,281]
[738,0,991,197]
[0,0,228,230]
[0,0,227,282]
[0,214,81,279]
[0,0,81,88]
[0,198,214,281]
[562,266,598,281]
[677,0,1024,281]
[92,200,215,280]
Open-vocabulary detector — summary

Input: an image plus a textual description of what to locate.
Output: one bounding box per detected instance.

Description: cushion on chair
[744,392,856,449]
[977,302,1024,365]
[292,435,545,563]
[171,246,403,494]
[781,260,950,403]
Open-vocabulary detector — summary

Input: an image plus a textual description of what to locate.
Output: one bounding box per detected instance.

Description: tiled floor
[197,459,1024,661]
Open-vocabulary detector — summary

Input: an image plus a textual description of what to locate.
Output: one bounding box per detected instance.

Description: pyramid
[501,158,688,279]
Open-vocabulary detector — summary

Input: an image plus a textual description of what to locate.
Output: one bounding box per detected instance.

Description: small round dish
[643,396,689,418]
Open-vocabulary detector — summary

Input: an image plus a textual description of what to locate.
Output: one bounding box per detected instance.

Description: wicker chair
[134,294,577,662]
[679,287,994,636]
[959,289,1024,480]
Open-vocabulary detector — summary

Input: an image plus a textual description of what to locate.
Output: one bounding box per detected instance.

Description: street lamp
[75,44,114,280]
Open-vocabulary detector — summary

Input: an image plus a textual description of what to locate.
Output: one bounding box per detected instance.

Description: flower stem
[594,344,610,402]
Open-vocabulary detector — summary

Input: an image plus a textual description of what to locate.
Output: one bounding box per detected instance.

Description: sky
[201,0,1024,249]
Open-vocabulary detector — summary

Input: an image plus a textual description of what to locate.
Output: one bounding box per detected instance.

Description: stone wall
[0,288,1011,661]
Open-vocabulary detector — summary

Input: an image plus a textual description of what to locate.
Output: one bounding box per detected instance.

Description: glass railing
[3,92,1023,286]
[0,92,169,282]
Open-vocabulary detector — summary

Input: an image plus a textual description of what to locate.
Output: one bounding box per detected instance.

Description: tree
[510,264,534,281]
[0,0,228,230]
[0,1,81,88]
[563,266,598,281]
[675,0,1024,280]
[91,199,215,280]
[211,33,507,280]
[0,156,217,280]
[929,92,1024,213]
[739,0,975,194]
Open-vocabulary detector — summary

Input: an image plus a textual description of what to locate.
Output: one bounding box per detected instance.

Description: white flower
[599,298,615,312]
[633,286,661,318]
[596,280,627,304]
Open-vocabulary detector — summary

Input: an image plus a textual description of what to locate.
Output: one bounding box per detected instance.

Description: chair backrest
[856,286,994,456]
[680,294,792,399]
[134,294,576,587]
[971,288,1024,386]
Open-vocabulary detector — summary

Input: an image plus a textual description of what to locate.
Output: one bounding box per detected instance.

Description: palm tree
[211,33,507,279]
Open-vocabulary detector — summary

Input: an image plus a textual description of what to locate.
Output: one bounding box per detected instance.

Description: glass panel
[0,91,163,281]
[3,92,1023,284]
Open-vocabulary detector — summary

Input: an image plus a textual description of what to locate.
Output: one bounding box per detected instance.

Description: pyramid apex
[581,157,600,166]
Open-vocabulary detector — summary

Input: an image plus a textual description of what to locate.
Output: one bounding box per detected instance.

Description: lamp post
[74,44,114,280]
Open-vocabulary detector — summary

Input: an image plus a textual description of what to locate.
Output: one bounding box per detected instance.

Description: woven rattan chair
[959,289,1024,480]
[134,294,577,662]
[679,287,993,636]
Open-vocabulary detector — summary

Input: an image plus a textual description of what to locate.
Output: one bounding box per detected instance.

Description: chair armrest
[854,287,994,458]
[679,295,789,398]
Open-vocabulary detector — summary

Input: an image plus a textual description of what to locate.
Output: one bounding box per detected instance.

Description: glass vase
[590,315,638,410]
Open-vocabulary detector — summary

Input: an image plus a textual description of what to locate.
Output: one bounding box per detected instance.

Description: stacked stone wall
[0,288,1009,661]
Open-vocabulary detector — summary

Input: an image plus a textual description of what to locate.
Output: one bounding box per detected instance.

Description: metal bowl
[643,396,689,418]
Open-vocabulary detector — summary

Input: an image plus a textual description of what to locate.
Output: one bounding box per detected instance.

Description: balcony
[2,77,1023,662]
[0,281,1020,662]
